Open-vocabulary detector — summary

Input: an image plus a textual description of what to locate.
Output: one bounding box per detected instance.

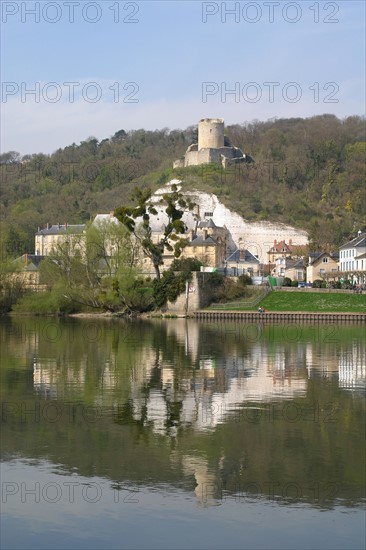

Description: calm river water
[1,316,365,550]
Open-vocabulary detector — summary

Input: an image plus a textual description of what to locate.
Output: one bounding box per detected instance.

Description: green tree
[0,259,25,313]
[114,184,195,279]
[38,220,146,312]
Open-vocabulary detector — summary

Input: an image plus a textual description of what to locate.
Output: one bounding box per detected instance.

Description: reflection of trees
[1,317,365,509]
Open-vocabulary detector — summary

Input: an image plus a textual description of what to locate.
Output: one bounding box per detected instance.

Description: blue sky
[1,0,365,155]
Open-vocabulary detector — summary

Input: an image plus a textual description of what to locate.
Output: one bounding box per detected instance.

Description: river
[1,317,365,549]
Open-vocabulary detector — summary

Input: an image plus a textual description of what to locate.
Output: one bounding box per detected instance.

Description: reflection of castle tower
[182,454,221,507]
[173,118,251,169]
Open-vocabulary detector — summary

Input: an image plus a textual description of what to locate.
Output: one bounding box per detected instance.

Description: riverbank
[194,310,366,323]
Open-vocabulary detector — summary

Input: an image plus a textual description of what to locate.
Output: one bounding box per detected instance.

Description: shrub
[291,279,299,287]
[170,257,202,272]
[238,274,252,285]
[341,280,353,289]
[328,281,341,289]
[283,277,292,287]
[153,269,190,309]
[13,289,79,314]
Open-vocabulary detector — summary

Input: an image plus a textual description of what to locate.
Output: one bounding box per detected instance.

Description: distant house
[14,254,47,291]
[181,219,230,269]
[225,249,260,276]
[273,257,305,281]
[267,239,307,264]
[339,231,366,284]
[184,230,225,268]
[35,223,85,256]
[306,252,339,283]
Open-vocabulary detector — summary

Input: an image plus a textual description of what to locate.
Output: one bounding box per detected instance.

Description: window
[204,212,213,217]
[322,257,328,263]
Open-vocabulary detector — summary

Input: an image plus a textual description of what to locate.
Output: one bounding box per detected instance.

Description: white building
[339,231,366,284]
[35,223,85,256]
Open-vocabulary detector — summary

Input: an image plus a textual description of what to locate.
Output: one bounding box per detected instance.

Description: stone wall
[165,272,218,315]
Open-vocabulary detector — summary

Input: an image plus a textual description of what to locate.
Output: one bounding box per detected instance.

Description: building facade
[339,231,366,284]
[35,223,85,256]
[306,252,339,283]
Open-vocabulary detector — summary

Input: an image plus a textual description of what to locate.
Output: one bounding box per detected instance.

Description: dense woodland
[1,114,365,258]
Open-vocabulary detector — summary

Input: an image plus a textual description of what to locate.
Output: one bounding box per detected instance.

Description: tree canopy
[1,115,365,258]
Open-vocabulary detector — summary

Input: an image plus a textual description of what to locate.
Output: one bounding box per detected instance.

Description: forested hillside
[1,114,365,258]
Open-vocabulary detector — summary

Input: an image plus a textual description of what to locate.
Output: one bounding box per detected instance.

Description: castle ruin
[173,118,249,169]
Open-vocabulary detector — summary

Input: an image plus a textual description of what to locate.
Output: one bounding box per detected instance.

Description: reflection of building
[182,454,221,507]
[132,341,308,433]
[26,320,365,439]
[33,359,59,398]
[338,343,366,391]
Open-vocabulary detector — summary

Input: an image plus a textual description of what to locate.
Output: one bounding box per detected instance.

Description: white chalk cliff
[149,179,308,263]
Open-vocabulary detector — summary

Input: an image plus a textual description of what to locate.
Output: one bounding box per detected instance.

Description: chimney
[24,253,28,265]
[189,229,194,241]
[240,249,244,260]
[46,223,50,230]
[65,221,68,229]
[203,229,208,240]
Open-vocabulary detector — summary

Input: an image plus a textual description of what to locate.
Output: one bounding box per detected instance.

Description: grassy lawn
[257,291,366,313]
[206,291,366,313]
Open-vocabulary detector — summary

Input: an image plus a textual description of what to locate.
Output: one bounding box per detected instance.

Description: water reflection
[13,318,365,432]
[1,317,365,512]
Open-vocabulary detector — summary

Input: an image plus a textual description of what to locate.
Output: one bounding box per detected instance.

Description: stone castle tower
[198,118,224,149]
[174,118,249,169]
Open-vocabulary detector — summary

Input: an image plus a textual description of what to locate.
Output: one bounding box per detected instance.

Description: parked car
[298,282,312,288]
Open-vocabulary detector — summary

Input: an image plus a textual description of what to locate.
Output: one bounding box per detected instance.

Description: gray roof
[188,235,218,246]
[36,224,85,236]
[226,249,259,263]
[340,232,366,249]
[198,219,217,229]
[285,258,305,269]
[309,252,339,265]
[15,254,46,271]
[206,218,217,228]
